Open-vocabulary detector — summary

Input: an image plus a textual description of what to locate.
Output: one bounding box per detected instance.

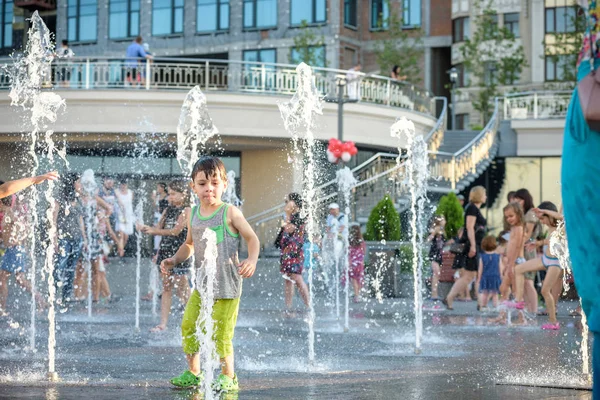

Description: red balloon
[341,142,352,152]
[350,145,358,155]
[333,148,343,158]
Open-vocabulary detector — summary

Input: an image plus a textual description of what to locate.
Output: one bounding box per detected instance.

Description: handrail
[454,98,499,156]
[502,90,572,120]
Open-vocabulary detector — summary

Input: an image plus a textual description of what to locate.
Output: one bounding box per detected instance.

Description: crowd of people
[431,185,570,330]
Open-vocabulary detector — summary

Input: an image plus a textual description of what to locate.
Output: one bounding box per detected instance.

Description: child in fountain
[0,194,46,315]
[161,156,259,392]
[138,180,192,332]
[427,216,446,301]
[477,235,503,311]
[348,223,366,303]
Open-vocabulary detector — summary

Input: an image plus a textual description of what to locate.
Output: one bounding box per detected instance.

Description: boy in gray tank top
[160,157,260,393]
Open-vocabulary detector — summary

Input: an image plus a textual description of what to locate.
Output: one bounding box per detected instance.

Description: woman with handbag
[443,186,487,310]
[562,1,600,396]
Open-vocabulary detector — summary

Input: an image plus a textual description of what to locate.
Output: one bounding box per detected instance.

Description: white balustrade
[504,91,572,120]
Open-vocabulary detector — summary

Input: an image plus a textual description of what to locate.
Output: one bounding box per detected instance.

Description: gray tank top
[191,203,241,299]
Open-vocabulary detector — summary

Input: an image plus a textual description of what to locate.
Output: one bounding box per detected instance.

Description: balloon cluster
[326,138,358,163]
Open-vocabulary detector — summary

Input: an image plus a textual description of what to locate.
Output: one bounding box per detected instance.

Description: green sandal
[170,370,204,388]
[212,373,239,392]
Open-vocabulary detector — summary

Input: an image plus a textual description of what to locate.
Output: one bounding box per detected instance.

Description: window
[455,63,469,87]
[244,0,276,29]
[402,0,421,28]
[545,6,582,33]
[198,0,229,32]
[0,0,12,49]
[452,17,469,42]
[243,49,277,88]
[503,13,519,37]
[344,0,357,28]
[483,62,498,86]
[243,48,276,64]
[545,55,575,81]
[371,0,389,29]
[68,0,98,42]
[291,0,326,25]
[291,46,326,67]
[109,0,140,39]
[152,0,184,36]
[456,114,470,130]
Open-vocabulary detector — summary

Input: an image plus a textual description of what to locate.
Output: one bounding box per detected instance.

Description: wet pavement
[0,257,593,399]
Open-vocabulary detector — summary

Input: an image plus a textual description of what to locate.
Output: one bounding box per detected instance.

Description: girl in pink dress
[348,224,366,303]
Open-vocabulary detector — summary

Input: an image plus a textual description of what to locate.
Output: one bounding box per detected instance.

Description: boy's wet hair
[191,156,227,182]
[481,235,497,252]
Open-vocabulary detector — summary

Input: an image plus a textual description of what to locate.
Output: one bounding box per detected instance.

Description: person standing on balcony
[391,65,407,81]
[347,63,362,100]
[562,0,600,395]
[125,36,152,87]
[57,40,74,87]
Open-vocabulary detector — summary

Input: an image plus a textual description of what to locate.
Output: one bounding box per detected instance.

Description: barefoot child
[348,224,366,303]
[477,235,503,310]
[161,157,259,392]
[0,195,46,315]
[512,202,564,330]
[139,180,192,332]
[427,216,446,301]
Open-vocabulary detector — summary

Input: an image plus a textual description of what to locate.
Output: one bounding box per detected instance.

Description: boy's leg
[215,298,240,379]
[181,289,202,375]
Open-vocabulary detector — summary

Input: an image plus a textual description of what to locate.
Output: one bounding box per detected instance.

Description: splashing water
[176,86,219,175]
[278,63,323,364]
[337,167,357,332]
[391,117,429,353]
[195,229,219,399]
[134,198,144,332]
[6,13,65,379]
[549,220,590,383]
[81,169,98,319]
[221,170,242,207]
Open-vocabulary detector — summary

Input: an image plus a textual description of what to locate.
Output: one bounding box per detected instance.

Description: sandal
[541,322,560,330]
[170,370,203,388]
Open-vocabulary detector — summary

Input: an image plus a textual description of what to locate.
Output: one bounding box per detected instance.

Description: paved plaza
[0,257,593,399]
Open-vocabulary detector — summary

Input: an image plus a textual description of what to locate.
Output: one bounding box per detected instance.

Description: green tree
[460,0,527,123]
[435,192,464,238]
[290,21,327,67]
[374,3,423,83]
[364,195,402,241]
[543,5,586,88]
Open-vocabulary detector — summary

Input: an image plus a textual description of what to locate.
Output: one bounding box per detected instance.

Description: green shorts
[181,289,240,358]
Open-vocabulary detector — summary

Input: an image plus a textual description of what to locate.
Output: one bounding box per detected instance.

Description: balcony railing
[0,57,436,116]
[503,91,572,120]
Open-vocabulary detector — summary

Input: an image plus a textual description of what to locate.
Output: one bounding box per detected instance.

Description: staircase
[248,98,502,253]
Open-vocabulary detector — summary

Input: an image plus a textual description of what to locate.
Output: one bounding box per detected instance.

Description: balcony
[14,0,56,10]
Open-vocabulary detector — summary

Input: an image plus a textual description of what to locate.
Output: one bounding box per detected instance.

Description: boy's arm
[229,206,260,278]
[0,171,59,199]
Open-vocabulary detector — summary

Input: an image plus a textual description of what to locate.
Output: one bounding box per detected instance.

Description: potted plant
[364,195,403,298]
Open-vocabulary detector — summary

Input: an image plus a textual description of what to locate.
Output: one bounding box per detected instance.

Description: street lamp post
[447,67,458,130]
[326,75,359,142]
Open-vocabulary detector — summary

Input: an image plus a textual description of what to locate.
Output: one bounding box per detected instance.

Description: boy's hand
[160,258,175,274]
[238,258,257,278]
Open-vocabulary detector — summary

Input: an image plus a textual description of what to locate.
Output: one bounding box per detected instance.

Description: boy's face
[191,171,227,205]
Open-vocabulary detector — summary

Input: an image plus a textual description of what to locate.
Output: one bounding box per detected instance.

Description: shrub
[435,192,464,238]
[364,195,401,242]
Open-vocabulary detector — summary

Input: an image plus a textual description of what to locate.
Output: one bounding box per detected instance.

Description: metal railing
[0,57,436,115]
[503,91,572,120]
[428,97,501,192]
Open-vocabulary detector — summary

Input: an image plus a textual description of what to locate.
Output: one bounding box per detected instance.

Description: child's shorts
[181,289,240,358]
[0,246,27,274]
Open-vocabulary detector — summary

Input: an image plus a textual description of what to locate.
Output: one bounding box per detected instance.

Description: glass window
[503,12,519,37]
[452,17,469,42]
[291,46,326,67]
[243,0,276,29]
[456,63,469,87]
[1,0,12,49]
[371,0,389,29]
[546,6,581,33]
[153,0,184,36]
[67,0,98,42]
[243,48,276,64]
[402,0,421,28]
[109,0,140,39]
[198,0,229,31]
[344,0,356,27]
[545,55,575,81]
[291,0,326,25]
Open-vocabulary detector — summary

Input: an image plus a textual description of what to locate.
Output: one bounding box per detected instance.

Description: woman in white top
[115,180,135,256]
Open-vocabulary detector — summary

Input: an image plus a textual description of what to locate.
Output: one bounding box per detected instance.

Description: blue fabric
[303,242,320,269]
[0,246,27,273]
[562,58,600,333]
[54,238,83,302]
[478,253,501,293]
[125,42,146,68]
